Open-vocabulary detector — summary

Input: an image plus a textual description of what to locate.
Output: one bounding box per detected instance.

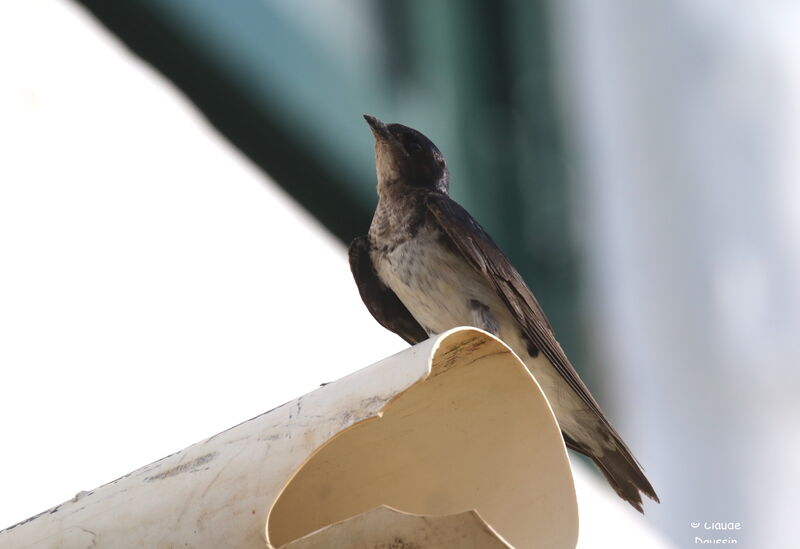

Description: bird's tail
[564,431,659,513]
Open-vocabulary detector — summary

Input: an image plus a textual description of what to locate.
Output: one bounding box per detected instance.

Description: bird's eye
[406,141,422,154]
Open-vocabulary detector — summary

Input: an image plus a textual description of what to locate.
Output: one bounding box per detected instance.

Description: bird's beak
[364,114,391,140]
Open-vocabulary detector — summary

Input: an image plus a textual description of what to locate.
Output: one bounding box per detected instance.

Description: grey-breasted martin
[349,115,659,512]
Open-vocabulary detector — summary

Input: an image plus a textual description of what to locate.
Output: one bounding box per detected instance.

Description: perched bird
[349,115,659,512]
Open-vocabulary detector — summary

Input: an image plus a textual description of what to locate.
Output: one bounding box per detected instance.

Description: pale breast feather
[372,224,497,336]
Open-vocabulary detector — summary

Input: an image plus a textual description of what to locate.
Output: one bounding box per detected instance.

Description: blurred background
[2,0,799,547]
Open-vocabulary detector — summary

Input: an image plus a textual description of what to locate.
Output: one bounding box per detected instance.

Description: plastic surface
[0,328,577,549]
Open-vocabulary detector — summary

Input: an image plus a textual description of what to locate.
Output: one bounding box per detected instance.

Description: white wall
[0,0,406,528]
[552,1,800,547]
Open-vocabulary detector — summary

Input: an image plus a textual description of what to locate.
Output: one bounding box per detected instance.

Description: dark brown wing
[348,235,428,345]
[425,192,658,509]
[424,193,605,414]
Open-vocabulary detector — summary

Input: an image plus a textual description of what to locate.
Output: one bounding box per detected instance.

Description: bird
[348,114,659,512]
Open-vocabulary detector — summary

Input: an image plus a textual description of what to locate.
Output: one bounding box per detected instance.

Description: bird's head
[364,115,449,195]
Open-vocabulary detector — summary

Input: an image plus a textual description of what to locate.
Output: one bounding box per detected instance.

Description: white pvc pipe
[0,328,578,549]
